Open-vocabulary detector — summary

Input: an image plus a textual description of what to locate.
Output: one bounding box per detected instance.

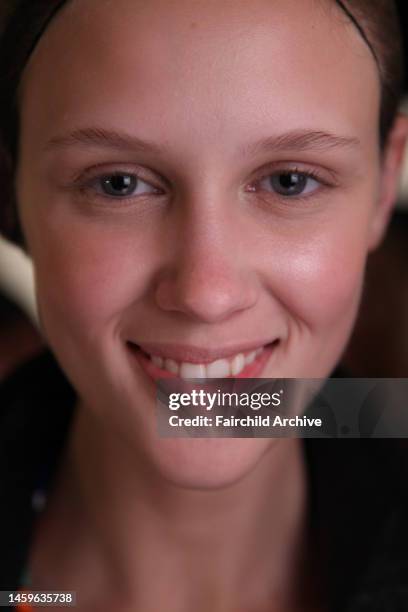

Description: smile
[127,340,279,380]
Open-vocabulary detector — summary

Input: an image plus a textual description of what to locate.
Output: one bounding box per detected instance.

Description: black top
[0,351,408,611]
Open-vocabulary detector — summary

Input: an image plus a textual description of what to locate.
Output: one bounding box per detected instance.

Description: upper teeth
[150,348,263,378]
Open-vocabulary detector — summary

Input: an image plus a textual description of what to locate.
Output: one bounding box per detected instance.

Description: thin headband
[23,0,69,64]
[335,0,380,70]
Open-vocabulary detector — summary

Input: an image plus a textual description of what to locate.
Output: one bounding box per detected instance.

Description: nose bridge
[154,199,258,322]
[179,211,237,290]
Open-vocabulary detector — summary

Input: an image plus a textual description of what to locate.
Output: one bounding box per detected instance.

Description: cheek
[28,218,154,355]
[254,204,373,376]
[264,202,373,324]
[284,231,366,328]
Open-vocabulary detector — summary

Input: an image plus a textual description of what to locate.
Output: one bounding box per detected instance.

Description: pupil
[273,172,307,195]
[281,173,299,188]
[104,175,135,195]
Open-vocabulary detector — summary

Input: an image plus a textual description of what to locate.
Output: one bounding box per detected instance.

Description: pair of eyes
[90,169,322,200]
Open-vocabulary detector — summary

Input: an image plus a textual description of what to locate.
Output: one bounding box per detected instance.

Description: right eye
[92,173,160,199]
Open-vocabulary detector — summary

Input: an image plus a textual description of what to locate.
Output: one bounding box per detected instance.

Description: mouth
[126,340,280,381]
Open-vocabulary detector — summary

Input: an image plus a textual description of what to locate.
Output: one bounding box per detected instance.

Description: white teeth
[231,353,245,376]
[206,358,231,378]
[244,351,256,365]
[164,358,179,375]
[151,355,164,368]
[148,347,265,377]
[179,363,207,378]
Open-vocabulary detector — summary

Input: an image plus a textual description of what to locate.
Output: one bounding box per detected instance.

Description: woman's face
[16,0,405,487]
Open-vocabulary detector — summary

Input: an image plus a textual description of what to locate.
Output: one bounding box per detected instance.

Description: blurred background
[1,1,408,381]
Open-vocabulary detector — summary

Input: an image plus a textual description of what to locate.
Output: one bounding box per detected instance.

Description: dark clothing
[0,352,75,601]
[0,351,408,611]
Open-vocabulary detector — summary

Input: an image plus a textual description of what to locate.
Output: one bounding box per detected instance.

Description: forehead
[19,0,380,156]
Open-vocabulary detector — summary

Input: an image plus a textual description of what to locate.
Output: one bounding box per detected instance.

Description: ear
[368,113,408,252]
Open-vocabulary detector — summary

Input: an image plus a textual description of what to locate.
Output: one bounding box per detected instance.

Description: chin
[148,437,276,490]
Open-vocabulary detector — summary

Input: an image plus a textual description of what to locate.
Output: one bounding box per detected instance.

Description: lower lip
[127,342,278,383]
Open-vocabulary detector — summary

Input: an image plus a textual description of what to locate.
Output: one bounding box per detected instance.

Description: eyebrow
[44,127,361,156]
[44,127,164,155]
[240,130,361,156]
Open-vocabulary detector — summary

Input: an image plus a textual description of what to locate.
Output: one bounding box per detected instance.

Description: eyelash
[74,164,333,206]
[75,167,164,202]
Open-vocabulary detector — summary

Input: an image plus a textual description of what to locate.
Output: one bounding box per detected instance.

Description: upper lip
[128,340,279,364]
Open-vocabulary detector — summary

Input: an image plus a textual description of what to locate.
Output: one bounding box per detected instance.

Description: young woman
[1,0,408,610]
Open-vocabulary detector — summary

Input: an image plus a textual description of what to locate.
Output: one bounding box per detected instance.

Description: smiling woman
[0,0,408,611]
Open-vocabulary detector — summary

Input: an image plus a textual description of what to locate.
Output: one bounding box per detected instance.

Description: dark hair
[0,0,405,245]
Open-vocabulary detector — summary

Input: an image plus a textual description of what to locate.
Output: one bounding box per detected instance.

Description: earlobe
[368,113,408,251]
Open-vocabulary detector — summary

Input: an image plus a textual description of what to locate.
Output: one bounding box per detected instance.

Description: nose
[154,212,259,324]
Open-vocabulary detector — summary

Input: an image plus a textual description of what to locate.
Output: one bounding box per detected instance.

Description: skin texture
[15,0,408,609]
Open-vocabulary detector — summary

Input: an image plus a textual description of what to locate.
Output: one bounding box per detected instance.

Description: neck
[31,402,312,612]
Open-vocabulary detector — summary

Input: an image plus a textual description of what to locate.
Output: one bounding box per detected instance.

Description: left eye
[95,173,159,198]
[258,171,320,197]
